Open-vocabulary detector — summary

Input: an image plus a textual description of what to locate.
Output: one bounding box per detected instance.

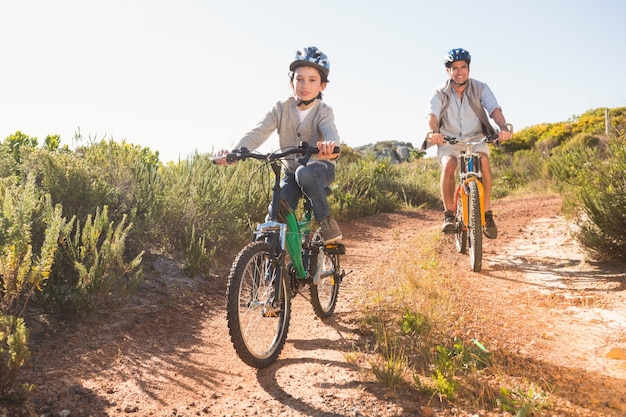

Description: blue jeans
[277,161,335,222]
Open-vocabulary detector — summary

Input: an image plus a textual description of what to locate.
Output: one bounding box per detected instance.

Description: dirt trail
[13,194,626,417]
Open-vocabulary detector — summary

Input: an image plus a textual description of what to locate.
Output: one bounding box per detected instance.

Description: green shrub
[331,156,401,219]
[575,137,626,260]
[20,149,111,225]
[491,148,547,196]
[549,133,626,261]
[21,141,161,259]
[157,154,265,274]
[182,224,216,277]
[81,140,161,251]
[3,131,37,166]
[332,154,438,219]
[0,174,63,398]
[40,206,143,319]
[0,314,32,401]
[0,174,64,317]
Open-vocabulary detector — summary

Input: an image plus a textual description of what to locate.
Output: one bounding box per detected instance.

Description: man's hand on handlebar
[497,123,514,142]
[497,129,512,142]
[427,131,445,145]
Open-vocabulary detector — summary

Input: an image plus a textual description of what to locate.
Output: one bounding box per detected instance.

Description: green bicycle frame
[283,209,311,280]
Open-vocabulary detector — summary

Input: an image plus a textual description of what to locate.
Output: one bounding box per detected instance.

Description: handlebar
[443,133,500,146]
[215,142,340,165]
[442,123,513,146]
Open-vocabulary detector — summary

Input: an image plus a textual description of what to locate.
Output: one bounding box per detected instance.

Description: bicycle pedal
[324,242,346,255]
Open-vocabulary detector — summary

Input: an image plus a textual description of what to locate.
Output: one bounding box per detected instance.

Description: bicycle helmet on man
[444,48,471,68]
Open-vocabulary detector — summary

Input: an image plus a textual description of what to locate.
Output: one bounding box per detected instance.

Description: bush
[0,314,31,401]
[0,174,63,397]
[549,133,626,261]
[575,137,626,260]
[156,153,266,274]
[40,206,143,319]
[332,156,402,219]
[491,147,547,196]
[0,174,64,316]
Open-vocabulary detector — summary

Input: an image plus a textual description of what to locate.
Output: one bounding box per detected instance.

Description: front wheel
[226,241,291,368]
[467,181,483,272]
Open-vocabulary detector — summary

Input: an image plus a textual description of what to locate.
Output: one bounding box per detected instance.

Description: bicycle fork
[455,177,486,229]
[252,221,287,317]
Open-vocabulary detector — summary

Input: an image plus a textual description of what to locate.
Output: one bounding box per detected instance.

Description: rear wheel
[226,241,291,368]
[467,181,483,272]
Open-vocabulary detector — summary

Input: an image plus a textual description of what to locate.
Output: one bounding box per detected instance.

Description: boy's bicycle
[220,143,349,368]
[444,133,501,273]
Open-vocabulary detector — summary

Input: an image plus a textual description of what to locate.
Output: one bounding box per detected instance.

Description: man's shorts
[437,140,490,165]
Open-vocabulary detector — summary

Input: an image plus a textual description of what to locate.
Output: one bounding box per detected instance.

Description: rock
[608,397,626,412]
[605,347,626,360]
[421,406,435,417]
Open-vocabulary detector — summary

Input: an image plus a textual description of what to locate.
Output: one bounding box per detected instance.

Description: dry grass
[355,227,551,415]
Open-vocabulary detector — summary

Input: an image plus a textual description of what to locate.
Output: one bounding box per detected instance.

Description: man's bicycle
[444,133,500,272]
[220,143,349,368]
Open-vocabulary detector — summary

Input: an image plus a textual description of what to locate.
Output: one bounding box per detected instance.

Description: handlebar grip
[310,146,341,156]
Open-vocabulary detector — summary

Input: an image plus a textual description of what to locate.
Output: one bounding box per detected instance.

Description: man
[424,48,512,238]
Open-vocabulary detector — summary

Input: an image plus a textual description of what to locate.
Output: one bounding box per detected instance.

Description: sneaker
[319,217,342,244]
[484,211,497,239]
[442,211,456,233]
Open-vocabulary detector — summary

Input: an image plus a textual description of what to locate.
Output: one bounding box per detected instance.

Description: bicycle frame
[445,133,500,272]
[454,141,488,231]
[253,158,309,280]
[228,144,339,282]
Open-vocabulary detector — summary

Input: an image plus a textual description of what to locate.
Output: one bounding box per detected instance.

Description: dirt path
[13,194,626,417]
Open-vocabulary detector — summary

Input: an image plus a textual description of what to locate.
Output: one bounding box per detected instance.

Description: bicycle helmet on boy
[289,46,330,81]
[444,48,471,68]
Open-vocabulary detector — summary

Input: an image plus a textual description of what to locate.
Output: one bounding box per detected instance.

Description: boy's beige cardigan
[234,97,340,174]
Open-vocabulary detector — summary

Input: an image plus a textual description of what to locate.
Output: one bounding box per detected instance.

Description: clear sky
[1,0,624,163]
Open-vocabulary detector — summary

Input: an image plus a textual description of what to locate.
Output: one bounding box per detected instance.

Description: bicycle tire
[467,181,483,272]
[226,241,291,368]
[454,188,467,254]
[309,236,341,319]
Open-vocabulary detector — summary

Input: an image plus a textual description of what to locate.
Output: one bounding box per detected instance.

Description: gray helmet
[444,48,471,68]
[289,46,330,80]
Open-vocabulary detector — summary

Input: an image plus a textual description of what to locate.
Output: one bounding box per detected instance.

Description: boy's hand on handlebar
[213,149,234,165]
[316,141,340,159]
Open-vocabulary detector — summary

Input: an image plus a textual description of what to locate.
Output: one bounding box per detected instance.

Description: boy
[215,46,342,243]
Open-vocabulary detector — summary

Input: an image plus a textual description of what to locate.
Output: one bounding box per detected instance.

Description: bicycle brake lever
[229,147,250,162]
[297,146,341,165]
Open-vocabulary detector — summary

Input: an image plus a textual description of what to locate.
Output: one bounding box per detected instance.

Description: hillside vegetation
[0,106,624,402]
